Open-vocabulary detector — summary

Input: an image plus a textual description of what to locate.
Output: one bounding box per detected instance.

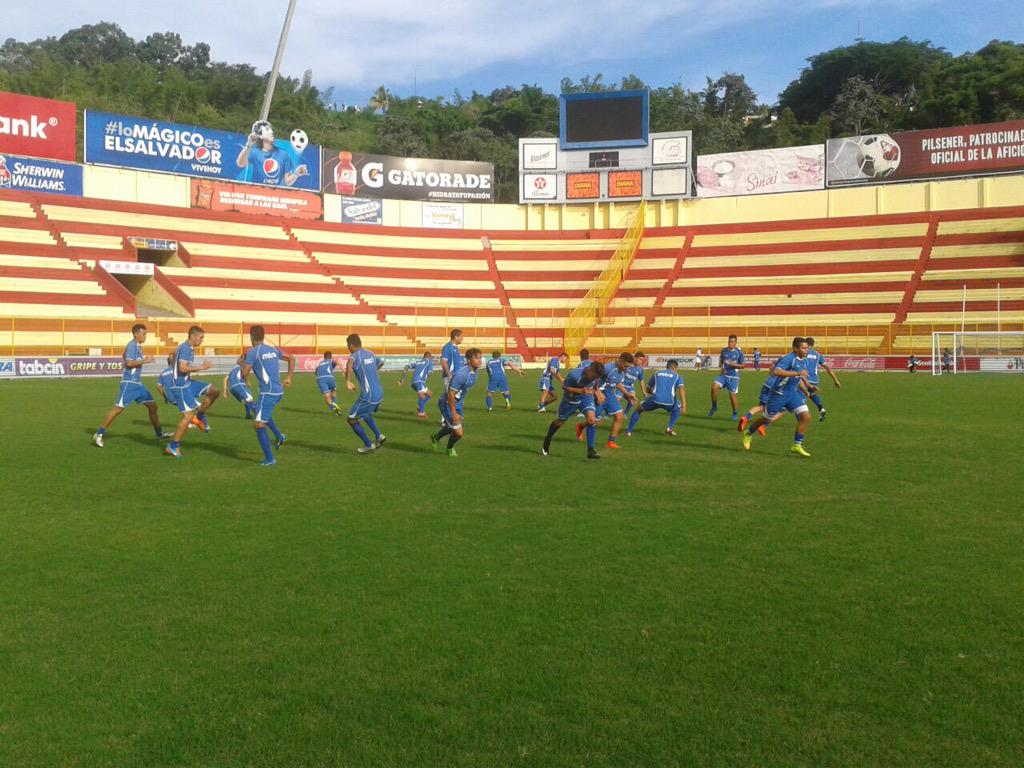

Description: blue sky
[7,1,1023,108]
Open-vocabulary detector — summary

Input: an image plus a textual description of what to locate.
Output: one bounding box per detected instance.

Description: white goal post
[931,331,1024,375]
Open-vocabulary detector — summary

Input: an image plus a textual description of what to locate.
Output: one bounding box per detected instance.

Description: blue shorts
[487,376,509,393]
[439,398,465,429]
[599,392,623,416]
[640,397,676,414]
[714,373,739,394]
[348,396,380,420]
[229,383,253,403]
[411,379,429,395]
[253,392,283,422]
[539,376,555,392]
[757,384,772,407]
[557,395,595,421]
[317,377,337,394]
[115,381,154,407]
[765,391,808,419]
[171,380,211,413]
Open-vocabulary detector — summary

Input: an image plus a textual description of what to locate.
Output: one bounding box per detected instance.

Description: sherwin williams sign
[0,91,77,161]
[84,110,321,190]
[0,153,83,196]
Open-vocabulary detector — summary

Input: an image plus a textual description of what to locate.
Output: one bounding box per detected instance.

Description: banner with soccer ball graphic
[827,120,1024,187]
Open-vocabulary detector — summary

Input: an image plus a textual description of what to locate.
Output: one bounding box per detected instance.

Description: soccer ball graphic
[290,129,309,154]
[856,134,901,178]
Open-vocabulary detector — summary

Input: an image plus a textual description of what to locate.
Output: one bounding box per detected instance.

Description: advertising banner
[322,150,493,201]
[521,140,558,170]
[608,170,643,198]
[827,120,1024,186]
[696,145,825,197]
[0,153,83,196]
[422,202,464,229]
[190,178,322,220]
[340,196,383,225]
[99,260,154,276]
[522,173,557,201]
[566,172,600,200]
[84,110,321,190]
[0,91,77,161]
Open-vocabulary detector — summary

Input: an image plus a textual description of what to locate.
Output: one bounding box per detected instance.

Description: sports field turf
[1,370,1022,767]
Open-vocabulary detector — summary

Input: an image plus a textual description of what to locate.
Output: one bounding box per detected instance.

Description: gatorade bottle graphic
[334,151,357,195]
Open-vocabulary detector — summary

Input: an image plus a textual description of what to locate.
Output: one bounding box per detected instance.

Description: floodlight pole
[259,0,300,122]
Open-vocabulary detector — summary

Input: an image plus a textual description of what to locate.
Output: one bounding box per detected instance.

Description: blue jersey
[351,348,384,403]
[247,145,295,186]
[157,366,174,392]
[805,348,825,384]
[410,357,434,383]
[315,359,338,380]
[447,364,478,401]
[544,357,561,378]
[121,339,144,383]
[228,365,245,388]
[647,368,683,405]
[601,364,625,394]
[441,341,463,377]
[561,368,592,405]
[486,358,509,379]
[622,364,644,391]
[244,343,285,395]
[574,359,593,372]
[753,351,762,364]
[770,353,808,396]
[172,341,195,387]
[719,347,744,376]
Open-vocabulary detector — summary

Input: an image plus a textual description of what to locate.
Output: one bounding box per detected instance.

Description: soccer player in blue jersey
[595,352,637,449]
[803,337,841,422]
[165,326,220,458]
[156,352,175,404]
[741,337,813,457]
[222,354,256,420]
[575,348,593,371]
[432,348,483,457]
[753,348,762,372]
[399,352,435,417]
[537,352,569,412]
[626,359,686,436]
[709,334,745,420]
[541,360,605,459]
[440,329,464,384]
[345,334,386,454]
[241,326,295,466]
[315,351,344,415]
[621,351,647,418]
[485,351,525,411]
[92,324,169,447]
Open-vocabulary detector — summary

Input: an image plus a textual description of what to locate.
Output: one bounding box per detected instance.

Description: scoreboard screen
[560,90,649,150]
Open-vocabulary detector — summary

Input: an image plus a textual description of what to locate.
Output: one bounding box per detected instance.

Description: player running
[241,325,294,466]
[626,359,686,436]
[345,334,386,454]
[399,352,435,417]
[92,323,170,447]
[155,352,175,404]
[223,354,256,420]
[541,360,606,460]
[165,326,220,458]
[440,329,464,384]
[709,334,745,420]
[537,352,569,412]
[621,351,647,418]
[804,337,841,421]
[741,336,813,457]
[315,352,344,415]
[593,352,636,449]
[432,348,483,457]
[485,351,525,411]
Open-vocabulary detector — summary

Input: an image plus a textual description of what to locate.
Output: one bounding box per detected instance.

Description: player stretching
[165,326,220,458]
[537,352,569,412]
[92,323,170,447]
[432,348,483,457]
[709,334,745,420]
[485,351,525,411]
[626,359,686,436]
[621,351,647,418]
[541,360,605,459]
[741,337,812,457]
[345,334,386,454]
[594,352,636,449]
[315,352,344,415]
[441,329,464,384]
[223,354,256,419]
[399,352,435,417]
[241,326,294,466]
[804,337,841,421]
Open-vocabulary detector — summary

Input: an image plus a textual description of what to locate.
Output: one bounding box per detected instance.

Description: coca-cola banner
[321,149,494,202]
[190,178,322,220]
[0,91,77,162]
[826,120,1024,186]
[696,146,825,197]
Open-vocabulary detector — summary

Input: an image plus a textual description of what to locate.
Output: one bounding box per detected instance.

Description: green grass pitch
[1,371,1022,767]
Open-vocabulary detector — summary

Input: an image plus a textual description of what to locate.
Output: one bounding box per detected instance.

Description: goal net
[930,331,1024,375]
